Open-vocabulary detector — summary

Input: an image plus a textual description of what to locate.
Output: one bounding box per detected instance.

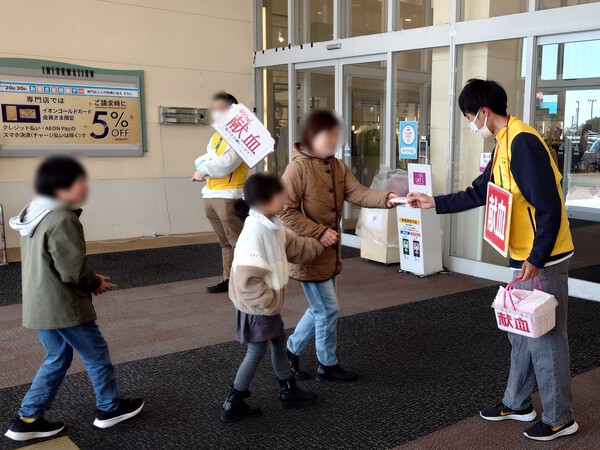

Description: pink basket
[492,277,558,338]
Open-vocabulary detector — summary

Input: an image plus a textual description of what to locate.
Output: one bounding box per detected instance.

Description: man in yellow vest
[409,79,576,442]
[192,92,249,293]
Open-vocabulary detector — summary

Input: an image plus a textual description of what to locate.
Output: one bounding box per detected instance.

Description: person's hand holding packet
[407,192,436,209]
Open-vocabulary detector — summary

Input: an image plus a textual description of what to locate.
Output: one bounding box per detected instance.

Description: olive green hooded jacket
[10,198,100,330]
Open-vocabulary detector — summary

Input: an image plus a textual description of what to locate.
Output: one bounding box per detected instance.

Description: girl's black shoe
[4,417,64,441]
[221,387,262,423]
[524,420,578,441]
[278,377,318,409]
[287,350,311,380]
[316,363,359,382]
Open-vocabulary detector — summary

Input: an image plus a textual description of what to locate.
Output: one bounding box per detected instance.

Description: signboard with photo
[0,59,145,157]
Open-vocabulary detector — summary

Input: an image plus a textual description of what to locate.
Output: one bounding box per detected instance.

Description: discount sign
[484,182,513,257]
[0,78,141,149]
[212,104,274,168]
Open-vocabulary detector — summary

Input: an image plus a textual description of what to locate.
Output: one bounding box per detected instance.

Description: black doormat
[570,264,600,283]
[0,244,360,307]
[2,286,600,450]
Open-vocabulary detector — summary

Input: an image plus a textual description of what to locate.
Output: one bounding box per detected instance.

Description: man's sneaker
[207,279,229,294]
[480,403,537,422]
[524,420,579,441]
[93,398,144,429]
[4,417,64,441]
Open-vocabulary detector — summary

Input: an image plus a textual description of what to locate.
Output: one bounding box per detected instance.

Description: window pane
[451,39,525,265]
[259,0,288,50]
[295,66,336,138]
[296,0,334,43]
[395,0,434,30]
[462,0,527,20]
[539,0,600,9]
[342,0,387,37]
[394,50,432,168]
[259,66,289,174]
[564,40,600,79]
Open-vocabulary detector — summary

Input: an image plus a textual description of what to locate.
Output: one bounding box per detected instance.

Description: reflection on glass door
[342,60,386,234]
[296,66,335,114]
[296,65,336,147]
[535,35,600,283]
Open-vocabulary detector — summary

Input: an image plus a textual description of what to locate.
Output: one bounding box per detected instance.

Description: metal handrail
[0,202,8,265]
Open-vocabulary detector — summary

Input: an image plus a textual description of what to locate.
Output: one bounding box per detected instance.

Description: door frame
[291,54,388,247]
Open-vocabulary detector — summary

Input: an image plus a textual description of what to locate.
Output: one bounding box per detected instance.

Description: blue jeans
[502,259,573,427]
[287,277,338,366]
[19,322,119,418]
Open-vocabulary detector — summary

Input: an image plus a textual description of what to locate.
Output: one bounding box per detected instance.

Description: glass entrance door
[341,59,387,236]
[534,32,600,283]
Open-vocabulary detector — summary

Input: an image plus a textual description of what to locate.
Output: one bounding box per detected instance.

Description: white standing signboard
[397,163,442,276]
[212,104,275,168]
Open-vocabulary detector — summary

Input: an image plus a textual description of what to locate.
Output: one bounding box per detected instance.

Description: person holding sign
[192,92,250,294]
[408,79,576,442]
[281,109,398,383]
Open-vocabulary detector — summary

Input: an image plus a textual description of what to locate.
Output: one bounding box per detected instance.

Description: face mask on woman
[469,108,493,139]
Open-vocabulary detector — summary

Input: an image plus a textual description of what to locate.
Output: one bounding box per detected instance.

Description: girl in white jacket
[221,173,323,423]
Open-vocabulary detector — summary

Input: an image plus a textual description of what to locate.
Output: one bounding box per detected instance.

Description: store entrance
[535,32,600,283]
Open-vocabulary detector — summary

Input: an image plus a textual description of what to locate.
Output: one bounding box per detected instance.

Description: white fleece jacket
[229,209,323,316]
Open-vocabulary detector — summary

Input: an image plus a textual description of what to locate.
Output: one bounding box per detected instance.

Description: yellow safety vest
[492,117,573,262]
[206,133,249,191]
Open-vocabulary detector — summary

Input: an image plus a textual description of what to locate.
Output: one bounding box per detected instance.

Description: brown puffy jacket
[281,144,390,282]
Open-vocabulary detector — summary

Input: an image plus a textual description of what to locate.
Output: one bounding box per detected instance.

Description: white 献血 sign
[212,104,275,168]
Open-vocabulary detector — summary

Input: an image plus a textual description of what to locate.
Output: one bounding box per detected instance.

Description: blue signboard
[399,121,418,160]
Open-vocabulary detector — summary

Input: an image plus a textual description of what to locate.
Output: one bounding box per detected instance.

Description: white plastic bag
[355,165,409,247]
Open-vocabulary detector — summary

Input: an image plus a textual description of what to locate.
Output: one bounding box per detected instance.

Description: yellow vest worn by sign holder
[490,116,573,263]
[206,133,249,192]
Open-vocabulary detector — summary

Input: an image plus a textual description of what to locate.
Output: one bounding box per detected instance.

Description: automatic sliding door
[535,35,600,283]
[341,60,387,235]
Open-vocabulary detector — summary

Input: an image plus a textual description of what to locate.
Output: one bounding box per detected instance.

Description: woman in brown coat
[281,109,397,382]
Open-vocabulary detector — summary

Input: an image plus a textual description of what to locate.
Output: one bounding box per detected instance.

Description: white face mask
[211,110,224,123]
[469,108,493,139]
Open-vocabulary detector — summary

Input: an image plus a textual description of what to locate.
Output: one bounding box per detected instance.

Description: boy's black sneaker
[93,398,144,429]
[4,417,64,441]
[207,279,229,294]
[524,420,579,441]
[480,403,537,422]
[316,363,359,382]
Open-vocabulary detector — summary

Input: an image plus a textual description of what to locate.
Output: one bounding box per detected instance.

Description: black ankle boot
[287,350,310,380]
[278,377,318,410]
[207,279,229,294]
[220,386,262,423]
[316,363,359,382]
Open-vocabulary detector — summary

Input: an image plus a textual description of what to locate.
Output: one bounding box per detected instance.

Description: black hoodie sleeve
[509,132,562,267]
[434,151,493,214]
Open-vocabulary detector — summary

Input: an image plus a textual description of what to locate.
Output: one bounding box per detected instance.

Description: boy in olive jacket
[5,156,143,442]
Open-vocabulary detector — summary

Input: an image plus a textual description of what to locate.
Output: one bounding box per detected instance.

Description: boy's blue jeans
[502,259,574,427]
[287,277,339,366]
[19,322,119,418]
